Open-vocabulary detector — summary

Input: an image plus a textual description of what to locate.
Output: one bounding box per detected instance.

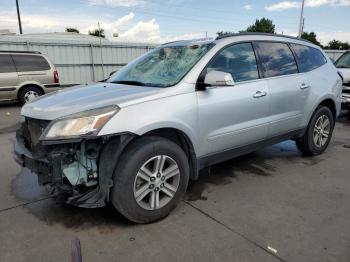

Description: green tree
[245,18,275,34]
[301,32,322,47]
[216,31,235,37]
[88,28,105,38]
[65,27,79,33]
[324,40,350,50]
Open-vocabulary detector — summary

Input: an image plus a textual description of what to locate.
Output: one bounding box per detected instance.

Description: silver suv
[14,33,342,223]
[0,51,59,104]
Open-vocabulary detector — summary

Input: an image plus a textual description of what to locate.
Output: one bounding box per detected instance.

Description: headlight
[41,106,119,140]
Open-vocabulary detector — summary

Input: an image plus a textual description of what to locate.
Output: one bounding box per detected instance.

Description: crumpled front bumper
[13,123,136,208]
[14,134,50,176]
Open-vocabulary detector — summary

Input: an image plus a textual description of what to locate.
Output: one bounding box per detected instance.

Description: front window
[335,52,350,68]
[108,43,214,87]
[207,43,259,82]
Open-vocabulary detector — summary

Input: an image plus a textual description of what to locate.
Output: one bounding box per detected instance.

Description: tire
[110,136,189,223]
[296,106,334,156]
[18,86,43,105]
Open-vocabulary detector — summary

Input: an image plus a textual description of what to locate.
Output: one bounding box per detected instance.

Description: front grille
[23,117,50,152]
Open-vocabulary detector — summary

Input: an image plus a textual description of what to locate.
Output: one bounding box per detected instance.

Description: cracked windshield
[109,43,214,87]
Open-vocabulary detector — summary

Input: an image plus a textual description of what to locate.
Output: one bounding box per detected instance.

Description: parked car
[0,51,60,104]
[14,33,342,223]
[334,51,350,110]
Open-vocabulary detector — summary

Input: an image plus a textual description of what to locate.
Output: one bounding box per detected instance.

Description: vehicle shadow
[11,169,134,232]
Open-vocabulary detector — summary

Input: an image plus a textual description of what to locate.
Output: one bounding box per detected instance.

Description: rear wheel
[110,136,189,223]
[18,86,43,104]
[296,106,334,155]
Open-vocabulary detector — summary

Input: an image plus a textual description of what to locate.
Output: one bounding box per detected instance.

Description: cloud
[243,4,253,10]
[112,18,204,43]
[317,31,350,44]
[265,0,350,11]
[0,10,202,44]
[86,12,135,37]
[87,0,144,7]
[113,19,161,42]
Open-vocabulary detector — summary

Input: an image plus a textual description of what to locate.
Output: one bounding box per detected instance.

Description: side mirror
[204,70,235,87]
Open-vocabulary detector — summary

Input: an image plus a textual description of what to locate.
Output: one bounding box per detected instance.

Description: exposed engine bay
[14,117,134,208]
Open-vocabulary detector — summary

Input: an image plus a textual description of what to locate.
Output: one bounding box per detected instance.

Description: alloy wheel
[313,115,331,148]
[24,90,39,102]
[133,155,180,210]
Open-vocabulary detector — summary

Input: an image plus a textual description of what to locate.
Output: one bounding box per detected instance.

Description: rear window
[12,54,50,72]
[254,42,298,78]
[291,44,327,72]
[0,54,16,73]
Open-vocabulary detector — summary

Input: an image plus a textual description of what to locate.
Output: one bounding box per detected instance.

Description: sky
[0,0,350,44]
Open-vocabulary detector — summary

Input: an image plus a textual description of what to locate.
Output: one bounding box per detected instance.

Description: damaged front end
[14,116,134,208]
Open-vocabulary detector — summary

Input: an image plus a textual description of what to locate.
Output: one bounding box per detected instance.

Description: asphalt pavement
[0,103,350,262]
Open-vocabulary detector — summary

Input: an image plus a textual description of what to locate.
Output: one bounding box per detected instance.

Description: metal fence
[0,36,157,85]
[324,50,346,61]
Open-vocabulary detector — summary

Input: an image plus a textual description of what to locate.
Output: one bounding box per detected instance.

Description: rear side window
[291,44,327,72]
[254,42,298,78]
[207,43,259,82]
[0,54,16,73]
[12,55,50,72]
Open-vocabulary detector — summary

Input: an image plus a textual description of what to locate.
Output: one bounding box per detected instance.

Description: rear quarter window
[12,54,51,72]
[0,54,16,73]
[290,44,327,72]
[254,42,298,78]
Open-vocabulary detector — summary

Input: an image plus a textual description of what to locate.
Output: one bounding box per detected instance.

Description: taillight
[53,68,59,83]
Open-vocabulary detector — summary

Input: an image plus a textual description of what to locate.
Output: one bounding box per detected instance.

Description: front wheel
[110,137,189,223]
[296,106,334,155]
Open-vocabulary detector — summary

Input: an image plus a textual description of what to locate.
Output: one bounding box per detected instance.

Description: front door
[196,42,270,157]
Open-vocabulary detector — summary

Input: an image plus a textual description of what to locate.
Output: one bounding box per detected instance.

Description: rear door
[11,54,52,85]
[254,41,304,137]
[0,54,18,100]
[197,42,270,157]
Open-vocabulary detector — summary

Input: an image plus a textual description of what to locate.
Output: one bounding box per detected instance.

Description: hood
[338,68,350,82]
[22,82,160,120]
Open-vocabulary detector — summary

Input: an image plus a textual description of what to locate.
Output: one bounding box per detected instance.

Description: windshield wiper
[337,65,350,68]
[111,80,146,86]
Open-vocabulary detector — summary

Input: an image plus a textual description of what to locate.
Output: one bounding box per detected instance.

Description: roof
[215,32,312,44]
[0,50,41,54]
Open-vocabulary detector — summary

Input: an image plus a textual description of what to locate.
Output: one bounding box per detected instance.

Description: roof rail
[0,50,42,54]
[215,32,312,44]
[161,40,184,46]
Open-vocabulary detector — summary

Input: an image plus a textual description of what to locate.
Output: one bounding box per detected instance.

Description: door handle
[253,91,267,98]
[300,83,311,89]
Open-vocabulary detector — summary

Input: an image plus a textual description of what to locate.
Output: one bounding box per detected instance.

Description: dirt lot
[1,103,350,262]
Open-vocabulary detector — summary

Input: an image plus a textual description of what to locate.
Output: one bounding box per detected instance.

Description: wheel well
[17,84,44,100]
[144,128,199,180]
[319,98,336,119]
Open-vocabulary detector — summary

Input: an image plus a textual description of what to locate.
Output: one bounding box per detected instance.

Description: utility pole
[298,0,305,38]
[301,18,305,35]
[98,22,105,79]
[16,0,23,34]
